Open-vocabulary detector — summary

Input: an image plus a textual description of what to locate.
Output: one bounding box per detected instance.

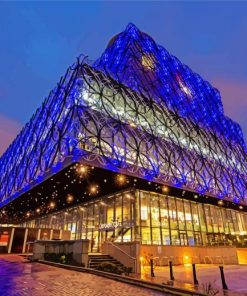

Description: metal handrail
[104,241,137,273]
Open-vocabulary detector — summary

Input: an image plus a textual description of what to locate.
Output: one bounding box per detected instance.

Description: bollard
[219,266,228,290]
[169,260,175,281]
[150,258,155,277]
[192,263,199,285]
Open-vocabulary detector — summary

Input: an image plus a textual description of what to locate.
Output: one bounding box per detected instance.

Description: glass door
[194,232,202,245]
[179,231,188,245]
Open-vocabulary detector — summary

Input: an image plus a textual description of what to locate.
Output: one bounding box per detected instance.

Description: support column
[37,229,41,240]
[59,229,62,239]
[22,228,28,253]
[49,229,53,240]
[8,228,15,254]
[77,212,83,240]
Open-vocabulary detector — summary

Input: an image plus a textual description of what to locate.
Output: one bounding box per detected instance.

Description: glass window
[184,201,192,231]
[187,231,195,246]
[198,204,207,232]
[122,228,131,242]
[87,205,95,239]
[162,229,171,245]
[150,195,160,227]
[176,199,186,230]
[179,231,188,245]
[140,192,151,227]
[194,232,202,246]
[168,198,178,229]
[210,207,219,233]
[99,203,106,224]
[191,202,200,231]
[115,194,122,224]
[171,230,179,245]
[236,212,244,233]
[81,209,87,239]
[160,196,169,228]
[205,205,213,232]
[152,228,161,245]
[231,211,239,232]
[141,227,151,244]
[221,209,229,234]
[106,199,114,224]
[216,208,224,233]
[243,214,247,231]
[123,193,132,223]
[226,209,234,233]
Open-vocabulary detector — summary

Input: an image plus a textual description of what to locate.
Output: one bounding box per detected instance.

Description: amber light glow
[66,194,74,203]
[89,184,99,195]
[141,55,155,69]
[162,185,169,193]
[115,174,127,186]
[49,201,56,209]
[218,200,224,206]
[183,255,192,265]
[76,164,89,178]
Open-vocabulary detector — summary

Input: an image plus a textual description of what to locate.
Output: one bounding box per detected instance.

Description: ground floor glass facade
[24,189,247,251]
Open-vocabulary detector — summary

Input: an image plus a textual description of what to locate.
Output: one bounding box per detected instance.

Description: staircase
[88,254,124,270]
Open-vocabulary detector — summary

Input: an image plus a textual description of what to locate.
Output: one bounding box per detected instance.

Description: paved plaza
[1,255,247,296]
[141,264,247,295]
[0,255,166,296]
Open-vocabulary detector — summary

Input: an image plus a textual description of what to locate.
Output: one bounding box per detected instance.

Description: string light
[76,164,89,179]
[66,194,74,203]
[49,201,56,209]
[218,200,224,206]
[162,186,169,193]
[115,174,127,186]
[89,184,98,195]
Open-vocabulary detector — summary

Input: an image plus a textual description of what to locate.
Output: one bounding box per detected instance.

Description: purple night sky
[0,2,247,156]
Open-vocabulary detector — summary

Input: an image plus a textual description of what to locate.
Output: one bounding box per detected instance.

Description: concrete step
[89,262,122,266]
[89,258,117,262]
[89,263,124,268]
[89,256,111,258]
[88,253,125,270]
[89,263,123,266]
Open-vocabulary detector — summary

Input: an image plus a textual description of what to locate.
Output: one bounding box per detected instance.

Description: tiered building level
[0,24,247,251]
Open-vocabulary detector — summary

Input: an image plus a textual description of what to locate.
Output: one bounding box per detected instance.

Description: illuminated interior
[24,189,247,252]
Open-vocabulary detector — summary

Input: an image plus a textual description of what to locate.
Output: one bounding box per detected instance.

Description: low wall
[32,239,89,266]
[0,226,71,254]
[236,248,247,264]
[102,243,240,270]
[140,245,239,265]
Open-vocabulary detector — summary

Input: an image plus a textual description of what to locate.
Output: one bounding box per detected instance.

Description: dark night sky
[0,1,247,156]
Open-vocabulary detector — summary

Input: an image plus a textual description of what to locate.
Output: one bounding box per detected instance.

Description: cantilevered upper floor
[0,24,246,213]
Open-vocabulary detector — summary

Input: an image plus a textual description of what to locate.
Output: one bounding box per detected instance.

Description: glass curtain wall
[26,189,247,248]
[136,190,247,247]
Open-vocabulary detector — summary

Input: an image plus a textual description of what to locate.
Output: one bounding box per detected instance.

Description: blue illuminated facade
[0,23,247,211]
